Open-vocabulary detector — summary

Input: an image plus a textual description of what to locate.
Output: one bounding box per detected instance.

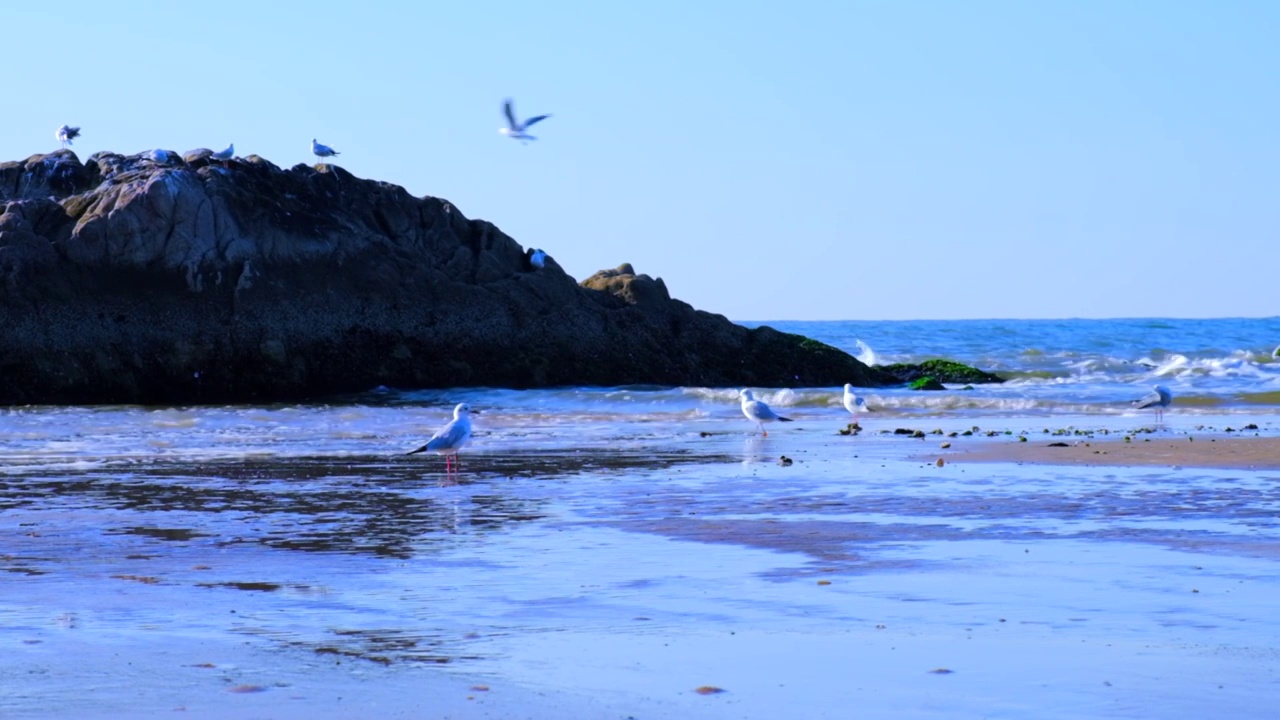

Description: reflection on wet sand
[4,428,1280,719]
[2,450,728,559]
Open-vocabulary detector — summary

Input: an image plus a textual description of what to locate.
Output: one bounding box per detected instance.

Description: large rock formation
[0,149,894,404]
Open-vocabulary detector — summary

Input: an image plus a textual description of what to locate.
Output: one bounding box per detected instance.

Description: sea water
[2,317,1277,470]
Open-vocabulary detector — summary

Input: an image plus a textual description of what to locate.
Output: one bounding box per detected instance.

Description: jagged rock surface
[0,150,892,404]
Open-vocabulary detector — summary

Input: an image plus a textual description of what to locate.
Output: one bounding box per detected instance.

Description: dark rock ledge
[879,359,1005,390]
[0,149,901,405]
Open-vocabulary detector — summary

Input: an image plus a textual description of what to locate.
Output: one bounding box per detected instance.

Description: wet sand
[4,418,1280,719]
[945,434,1280,470]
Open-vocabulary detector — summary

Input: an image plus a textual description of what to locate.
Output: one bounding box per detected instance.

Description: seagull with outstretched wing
[56,125,81,148]
[500,98,551,143]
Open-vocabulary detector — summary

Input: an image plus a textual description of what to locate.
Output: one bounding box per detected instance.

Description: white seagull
[843,384,869,420]
[56,125,81,148]
[211,143,234,164]
[1131,385,1173,424]
[312,138,340,161]
[407,403,475,472]
[499,98,551,143]
[739,389,793,437]
[530,248,547,269]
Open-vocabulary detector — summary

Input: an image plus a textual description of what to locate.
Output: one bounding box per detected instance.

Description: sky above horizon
[3,1,1277,321]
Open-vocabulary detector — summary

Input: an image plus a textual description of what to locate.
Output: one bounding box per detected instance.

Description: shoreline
[939,433,1280,470]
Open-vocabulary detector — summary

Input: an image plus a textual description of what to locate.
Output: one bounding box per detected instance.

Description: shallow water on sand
[2,398,1279,718]
[4,317,1280,717]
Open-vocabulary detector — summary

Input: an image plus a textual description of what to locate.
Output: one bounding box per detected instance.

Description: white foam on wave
[854,339,878,367]
[681,387,798,405]
[1142,351,1276,380]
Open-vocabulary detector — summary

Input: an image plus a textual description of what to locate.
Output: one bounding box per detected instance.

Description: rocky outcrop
[907,376,947,391]
[0,150,893,404]
[880,359,1004,386]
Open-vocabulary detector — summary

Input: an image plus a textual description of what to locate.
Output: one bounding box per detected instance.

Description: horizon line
[736,315,1280,324]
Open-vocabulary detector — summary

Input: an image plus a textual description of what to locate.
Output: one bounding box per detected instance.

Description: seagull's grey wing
[67,127,80,140]
[1132,390,1162,409]
[426,419,469,451]
[522,114,551,129]
[746,400,780,421]
[503,99,519,130]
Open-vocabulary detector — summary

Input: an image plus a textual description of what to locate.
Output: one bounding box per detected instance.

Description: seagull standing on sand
[499,98,551,144]
[211,143,234,166]
[407,403,475,473]
[1131,385,1173,423]
[843,384,868,420]
[739,389,793,437]
[312,139,339,162]
[56,125,81,148]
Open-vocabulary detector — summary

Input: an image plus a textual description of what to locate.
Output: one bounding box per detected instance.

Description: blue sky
[3,1,1276,320]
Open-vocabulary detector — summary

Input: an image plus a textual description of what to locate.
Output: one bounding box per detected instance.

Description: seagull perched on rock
[56,125,80,148]
[529,248,547,269]
[499,98,551,143]
[739,389,793,437]
[843,384,869,420]
[312,138,339,161]
[407,403,475,473]
[1131,385,1173,424]
[211,143,234,166]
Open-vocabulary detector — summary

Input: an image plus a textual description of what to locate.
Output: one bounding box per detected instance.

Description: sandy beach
[3,402,1279,719]
[944,434,1280,470]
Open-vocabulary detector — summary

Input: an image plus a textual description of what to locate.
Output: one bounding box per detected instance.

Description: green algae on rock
[882,359,1004,385]
[908,376,946,391]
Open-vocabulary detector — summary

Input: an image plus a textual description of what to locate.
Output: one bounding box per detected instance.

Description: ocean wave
[854,338,878,367]
[1142,351,1278,380]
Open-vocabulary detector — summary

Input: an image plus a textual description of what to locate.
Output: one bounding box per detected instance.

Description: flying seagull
[312,138,340,161]
[1131,385,1173,424]
[407,402,475,473]
[499,98,551,143]
[56,125,81,148]
[843,384,869,420]
[739,389,793,437]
